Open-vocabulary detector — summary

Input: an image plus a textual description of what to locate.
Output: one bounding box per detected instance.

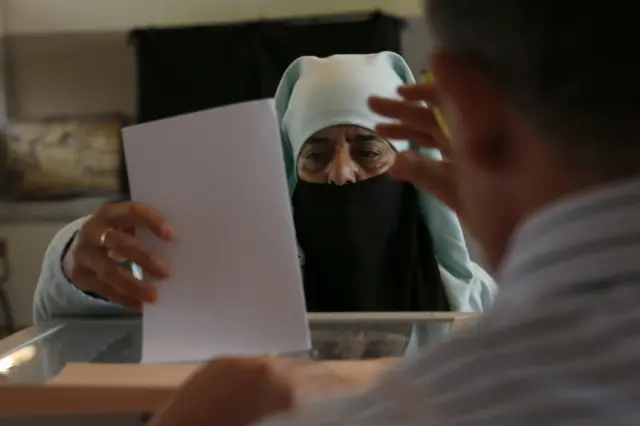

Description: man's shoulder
[392,288,640,423]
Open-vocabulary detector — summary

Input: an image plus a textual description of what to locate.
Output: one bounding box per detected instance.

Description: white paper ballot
[122,99,311,363]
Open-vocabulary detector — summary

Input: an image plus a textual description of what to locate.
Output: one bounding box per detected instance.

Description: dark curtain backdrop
[122,12,405,194]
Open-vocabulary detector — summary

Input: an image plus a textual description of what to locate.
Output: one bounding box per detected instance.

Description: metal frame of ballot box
[0,312,478,359]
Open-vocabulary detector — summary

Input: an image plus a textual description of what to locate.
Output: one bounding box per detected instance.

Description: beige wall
[0,222,69,327]
[6,33,136,119]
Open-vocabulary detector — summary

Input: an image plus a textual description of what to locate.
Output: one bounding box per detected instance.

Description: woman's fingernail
[153,256,170,276]
[162,226,175,240]
[145,285,158,302]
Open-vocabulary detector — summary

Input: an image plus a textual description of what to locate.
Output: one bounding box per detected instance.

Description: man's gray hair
[425,0,640,175]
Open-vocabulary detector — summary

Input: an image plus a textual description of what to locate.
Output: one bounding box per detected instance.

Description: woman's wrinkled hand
[64,202,175,310]
[150,356,391,426]
[368,83,463,220]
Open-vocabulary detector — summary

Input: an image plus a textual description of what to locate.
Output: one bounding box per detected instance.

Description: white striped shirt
[261,177,640,426]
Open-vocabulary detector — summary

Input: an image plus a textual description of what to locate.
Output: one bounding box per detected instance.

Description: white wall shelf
[1,0,422,35]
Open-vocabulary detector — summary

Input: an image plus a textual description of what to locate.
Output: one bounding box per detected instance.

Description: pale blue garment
[33,53,497,335]
[33,216,139,322]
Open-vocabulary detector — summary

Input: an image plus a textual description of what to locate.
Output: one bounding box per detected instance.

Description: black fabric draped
[293,174,450,312]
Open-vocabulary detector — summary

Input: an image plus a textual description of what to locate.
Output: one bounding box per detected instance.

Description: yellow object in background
[422,72,451,139]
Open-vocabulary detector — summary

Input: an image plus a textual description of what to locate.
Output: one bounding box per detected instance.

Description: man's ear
[430,52,514,174]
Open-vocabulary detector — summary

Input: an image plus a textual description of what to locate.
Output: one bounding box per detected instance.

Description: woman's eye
[305,151,332,163]
[359,150,379,159]
[306,152,322,160]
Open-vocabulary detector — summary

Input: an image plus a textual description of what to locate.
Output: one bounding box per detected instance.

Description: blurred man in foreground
[151,0,640,425]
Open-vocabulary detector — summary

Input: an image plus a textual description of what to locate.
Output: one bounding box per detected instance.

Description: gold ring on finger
[99,227,115,248]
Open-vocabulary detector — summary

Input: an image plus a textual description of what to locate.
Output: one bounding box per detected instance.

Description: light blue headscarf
[273,52,497,313]
[276,51,412,158]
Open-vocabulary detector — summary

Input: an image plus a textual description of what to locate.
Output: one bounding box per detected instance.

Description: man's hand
[150,357,396,426]
[368,83,463,221]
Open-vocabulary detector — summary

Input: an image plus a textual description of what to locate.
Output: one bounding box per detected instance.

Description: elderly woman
[33,52,496,322]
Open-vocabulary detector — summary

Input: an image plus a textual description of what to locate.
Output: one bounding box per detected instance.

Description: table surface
[0,312,477,384]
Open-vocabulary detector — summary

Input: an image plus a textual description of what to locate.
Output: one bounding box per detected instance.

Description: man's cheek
[457,165,495,240]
